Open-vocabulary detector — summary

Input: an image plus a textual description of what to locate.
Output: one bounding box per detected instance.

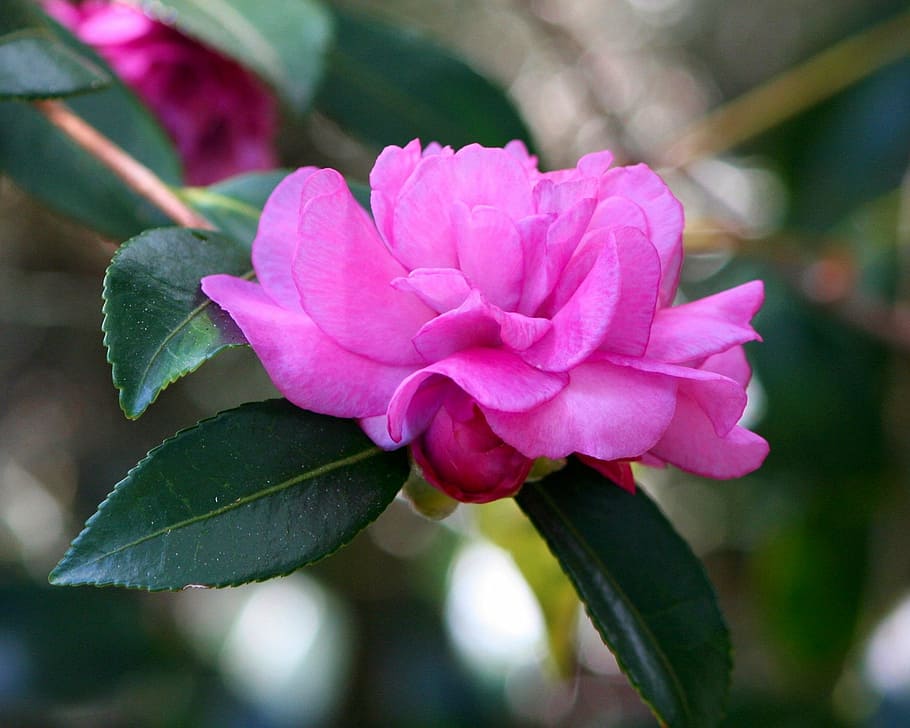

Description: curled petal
[523,230,621,371]
[392,268,471,313]
[387,349,568,442]
[293,169,434,365]
[599,227,660,357]
[604,354,748,437]
[369,139,424,246]
[412,290,551,361]
[484,359,677,461]
[201,276,414,417]
[646,280,764,363]
[454,204,524,311]
[251,166,318,309]
[650,393,769,478]
[389,145,534,269]
[597,164,684,305]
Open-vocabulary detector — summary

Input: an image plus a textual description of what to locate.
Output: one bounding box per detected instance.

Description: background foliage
[1,0,909,725]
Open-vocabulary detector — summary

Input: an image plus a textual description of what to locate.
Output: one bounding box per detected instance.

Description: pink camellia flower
[46,0,278,185]
[202,140,769,503]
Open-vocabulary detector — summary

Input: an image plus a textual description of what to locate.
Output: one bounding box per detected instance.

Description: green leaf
[145,0,333,111]
[103,228,252,419]
[0,14,181,238]
[516,461,731,728]
[316,9,532,149]
[50,400,408,590]
[180,169,290,247]
[0,37,108,99]
[0,0,110,99]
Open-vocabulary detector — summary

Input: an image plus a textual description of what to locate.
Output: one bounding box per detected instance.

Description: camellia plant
[1,1,771,726]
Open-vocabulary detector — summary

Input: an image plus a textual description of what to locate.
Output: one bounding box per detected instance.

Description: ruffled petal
[369,139,423,247]
[603,354,747,437]
[293,169,434,365]
[597,164,684,306]
[201,276,414,417]
[387,349,568,442]
[484,358,677,461]
[649,393,769,478]
[646,281,764,363]
[391,268,471,313]
[454,204,524,311]
[523,230,621,371]
[599,226,660,357]
[250,166,318,309]
[411,290,551,362]
[389,145,534,270]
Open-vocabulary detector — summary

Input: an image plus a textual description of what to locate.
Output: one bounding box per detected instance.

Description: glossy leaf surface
[316,9,532,149]
[146,0,333,111]
[103,228,251,418]
[516,461,731,728]
[0,0,109,99]
[50,400,408,590]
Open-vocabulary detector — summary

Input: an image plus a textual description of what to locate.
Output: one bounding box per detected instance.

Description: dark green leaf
[516,461,731,728]
[103,228,252,419]
[316,9,532,149]
[0,13,181,238]
[0,35,109,100]
[180,169,290,247]
[50,400,408,590]
[148,0,333,111]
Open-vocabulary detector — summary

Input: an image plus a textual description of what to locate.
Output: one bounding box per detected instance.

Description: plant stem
[660,8,910,167]
[33,99,213,229]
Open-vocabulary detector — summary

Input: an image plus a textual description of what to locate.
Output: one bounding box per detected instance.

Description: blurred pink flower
[203,140,769,503]
[46,0,278,185]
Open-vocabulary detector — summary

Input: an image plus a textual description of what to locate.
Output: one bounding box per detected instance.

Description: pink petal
[599,226,660,357]
[484,359,677,461]
[649,393,769,478]
[454,204,524,311]
[588,195,648,234]
[392,268,471,313]
[522,230,621,371]
[598,164,684,306]
[517,197,597,316]
[388,145,534,270]
[369,139,423,246]
[646,281,764,363]
[293,169,434,365]
[603,354,747,437]
[411,290,551,361]
[387,153,459,268]
[411,390,532,503]
[387,349,568,442]
[250,167,319,309]
[201,276,414,417]
[515,213,556,316]
[702,346,752,387]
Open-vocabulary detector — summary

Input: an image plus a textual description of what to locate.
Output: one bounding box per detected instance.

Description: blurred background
[2,0,910,725]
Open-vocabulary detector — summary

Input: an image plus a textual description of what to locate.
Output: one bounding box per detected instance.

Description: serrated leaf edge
[50,401,397,590]
[100,227,252,419]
